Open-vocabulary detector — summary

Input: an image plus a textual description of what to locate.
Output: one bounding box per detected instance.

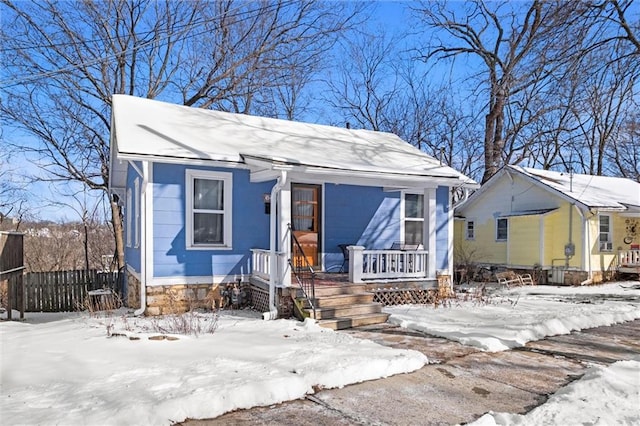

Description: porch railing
[288,224,316,318]
[348,246,429,283]
[250,249,287,283]
[618,249,640,266]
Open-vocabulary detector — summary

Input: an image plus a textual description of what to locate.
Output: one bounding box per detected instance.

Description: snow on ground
[0,310,426,425]
[1,281,639,425]
[385,281,640,352]
[470,360,640,426]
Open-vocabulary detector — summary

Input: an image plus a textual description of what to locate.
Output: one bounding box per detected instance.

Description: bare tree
[0,0,364,268]
[0,153,29,229]
[610,112,640,181]
[325,31,485,181]
[416,1,584,183]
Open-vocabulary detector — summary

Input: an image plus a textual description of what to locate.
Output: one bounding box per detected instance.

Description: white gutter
[134,161,149,316]
[263,170,287,320]
[580,209,596,285]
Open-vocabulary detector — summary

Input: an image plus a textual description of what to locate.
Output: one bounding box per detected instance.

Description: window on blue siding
[496,218,508,241]
[404,193,424,245]
[186,170,232,249]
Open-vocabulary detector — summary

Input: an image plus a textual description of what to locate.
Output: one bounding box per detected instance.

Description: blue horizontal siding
[151,163,272,279]
[324,184,400,271]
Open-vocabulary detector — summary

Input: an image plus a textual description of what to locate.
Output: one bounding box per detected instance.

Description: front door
[291,184,321,268]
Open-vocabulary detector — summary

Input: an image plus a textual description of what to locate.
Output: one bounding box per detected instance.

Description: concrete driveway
[181,320,640,425]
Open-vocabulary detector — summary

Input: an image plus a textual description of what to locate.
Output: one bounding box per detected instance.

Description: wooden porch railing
[347,246,429,283]
[618,249,640,266]
[250,249,287,282]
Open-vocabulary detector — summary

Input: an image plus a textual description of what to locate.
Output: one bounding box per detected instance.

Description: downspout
[134,161,149,316]
[264,170,287,320]
[566,204,574,268]
[581,209,595,286]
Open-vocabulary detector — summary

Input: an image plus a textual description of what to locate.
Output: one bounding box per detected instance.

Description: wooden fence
[9,269,123,312]
[1,231,25,319]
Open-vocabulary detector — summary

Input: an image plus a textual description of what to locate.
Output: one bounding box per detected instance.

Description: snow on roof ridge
[510,165,640,209]
[111,94,477,185]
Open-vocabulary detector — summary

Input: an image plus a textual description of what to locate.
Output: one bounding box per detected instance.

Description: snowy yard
[1,282,639,425]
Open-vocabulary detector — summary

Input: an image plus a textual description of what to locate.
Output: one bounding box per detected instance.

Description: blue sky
[5,0,482,222]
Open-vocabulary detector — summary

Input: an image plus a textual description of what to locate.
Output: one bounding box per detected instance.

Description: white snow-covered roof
[109,95,477,189]
[514,166,640,210]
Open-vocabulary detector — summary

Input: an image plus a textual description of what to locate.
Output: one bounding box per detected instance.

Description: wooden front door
[292,184,321,267]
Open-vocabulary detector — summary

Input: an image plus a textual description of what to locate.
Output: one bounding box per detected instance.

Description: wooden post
[348,246,364,283]
[1,232,25,320]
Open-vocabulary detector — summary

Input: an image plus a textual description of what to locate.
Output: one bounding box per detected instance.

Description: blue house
[109,95,477,318]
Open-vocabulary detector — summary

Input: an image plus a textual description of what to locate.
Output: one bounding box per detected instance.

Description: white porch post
[447,189,454,276]
[348,246,364,283]
[424,188,437,279]
[278,180,292,286]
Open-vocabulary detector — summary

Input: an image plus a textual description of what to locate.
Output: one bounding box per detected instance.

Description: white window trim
[599,214,613,252]
[465,219,475,240]
[401,191,425,245]
[496,217,508,241]
[126,188,132,248]
[186,169,233,250]
[134,178,140,248]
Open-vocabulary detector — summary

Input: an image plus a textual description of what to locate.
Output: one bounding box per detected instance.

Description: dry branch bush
[147,289,219,337]
[0,280,7,311]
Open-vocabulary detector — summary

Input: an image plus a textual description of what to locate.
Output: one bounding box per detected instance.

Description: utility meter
[564,243,575,257]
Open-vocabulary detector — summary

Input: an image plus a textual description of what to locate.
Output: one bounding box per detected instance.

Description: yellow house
[454,166,640,285]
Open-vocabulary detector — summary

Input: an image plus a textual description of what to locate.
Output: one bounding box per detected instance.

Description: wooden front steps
[294,283,389,330]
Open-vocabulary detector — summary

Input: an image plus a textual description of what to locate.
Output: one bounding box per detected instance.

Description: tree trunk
[110,196,125,270]
[84,221,90,272]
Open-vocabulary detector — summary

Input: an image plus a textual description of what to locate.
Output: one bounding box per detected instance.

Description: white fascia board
[509,166,592,211]
[243,153,476,188]
[454,167,509,214]
[114,152,250,171]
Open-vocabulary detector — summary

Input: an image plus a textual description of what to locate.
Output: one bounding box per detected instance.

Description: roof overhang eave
[243,155,477,188]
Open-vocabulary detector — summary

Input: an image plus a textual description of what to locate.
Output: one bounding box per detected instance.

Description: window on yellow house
[465,220,475,240]
[599,215,612,252]
[496,218,508,241]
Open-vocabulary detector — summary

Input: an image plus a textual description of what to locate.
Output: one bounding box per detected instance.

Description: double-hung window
[496,218,508,241]
[403,193,424,245]
[186,170,232,249]
[465,220,475,240]
[599,215,612,252]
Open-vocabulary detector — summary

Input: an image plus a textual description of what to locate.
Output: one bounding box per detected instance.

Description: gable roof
[457,165,640,213]
[109,95,477,190]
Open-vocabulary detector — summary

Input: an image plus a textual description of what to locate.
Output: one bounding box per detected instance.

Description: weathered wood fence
[1,231,25,319]
[10,269,123,312]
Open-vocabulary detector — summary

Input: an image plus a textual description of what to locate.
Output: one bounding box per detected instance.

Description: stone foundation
[127,271,141,309]
[144,282,252,316]
[278,287,294,318]
[437,274,453,298]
